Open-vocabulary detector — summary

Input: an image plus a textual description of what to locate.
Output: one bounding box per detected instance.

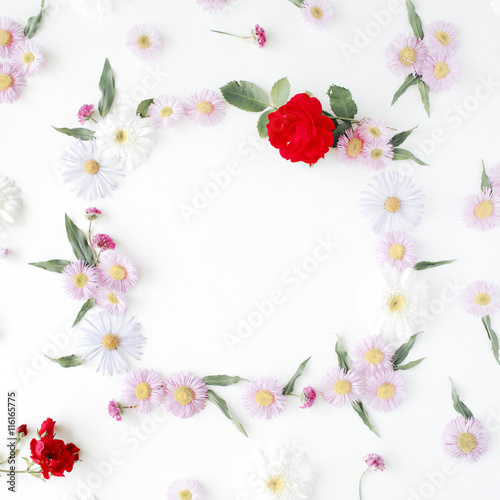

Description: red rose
[16,424,28,437]
[267,93,335,165]
[38,418,55,438]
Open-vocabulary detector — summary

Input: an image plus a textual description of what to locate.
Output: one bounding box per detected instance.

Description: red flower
[38,418,55,438]
[16,424,28,436]
[267,93,335,165]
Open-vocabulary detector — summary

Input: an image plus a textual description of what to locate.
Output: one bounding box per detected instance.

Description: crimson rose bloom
[267,93,335,165]
[30,418,80,480]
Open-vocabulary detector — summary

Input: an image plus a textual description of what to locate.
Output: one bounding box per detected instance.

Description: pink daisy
[425,21,459,56]
[241,377,287,419]
[364,370,407,412]
[96,252,139,293]
[185,89,225,127]
[95,287,128,315]
[149,95,184,129]
[357,118,391,143]
[121,369,166,414]
[0,17,25,59]
[376,231,418,271]
[421,54,460,93]
[461,188,500,231]
[360,139,394,171]
[386,34,428,77]
[165,371,208,419]
[166,479,203,500]
[126,23,162,61]
[301,0,334,30]
[320,367,364,407]
[78,104,95,125]
[108,400,123,421]
[196,0,232,13]
[351,336,396,377]
[0,61,25,104]
[11,40,44,77]
[463,281,500,318]
[300,386,317,409]
[62,260,99,301]
[488,163,500,192]
[443,416,490,464]
[336,128,365,166]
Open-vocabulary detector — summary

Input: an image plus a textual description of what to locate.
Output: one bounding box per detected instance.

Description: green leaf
[22,457,31,470]
[450,379,474,419]
[136,98,154,118]
[98,58,115,118]
[206,389,248,437]
[394,358,425,370]
[29,259,72,273]
[24,0,45,38]
[482,315,500,365]
[390,126,418,148]
[270,77,291,108]
[481,161,491,190]
[45,354,84,368]
[65,214,96,266]
[391,74,420,105]
[414,259,456,271]
[287,0,304,6]
[393,148,427,166]
[203,375,247,386]
[52,126,95,141]
[282,357,311,395]
[392,333,421,367]
[406,0,424,39]
[332,123,351,145]
[73,298,95,327]
[220,81,269,112]
[418,80,430,117]
[257,109,273,138]
[352,402,379,437]
[327,85,358,119]
[335,335,350,371]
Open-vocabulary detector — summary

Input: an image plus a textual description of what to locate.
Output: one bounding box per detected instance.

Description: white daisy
[72,0,113,17]
[0,175,21,231]
[126,23,162,61]
[301,0,334,30]
[149,95,184,129]
[11,40,44,77]
[95,110,154,171]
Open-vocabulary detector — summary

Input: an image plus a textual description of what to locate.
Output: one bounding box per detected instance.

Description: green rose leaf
[394,358,425,370]
[270,77,291,108]
[29,259,72,273]
[390,126,418,148]
[207,389,248,437]
[335,335,350,372]
[136,98,154,118]
[406,0,424,39]
[220,80,269,112]
[418,80,431,117]
[45,354,84,368]
[52,127,95,141]
[73,298,96,327]
[65,214,96,266]
[24,0,45,38]
[352,401,379,437]
[282,357,311,396]
[327,85,358,120]
[450,379,474,419]
[393,148,427,166]
[391,74,420,105]
[98,58,115,118]
[392,332,421,367]
[482,315,500,365]
[332,123,351,146]
[203,375,247,386]
[414,259,456,271]
[257,109,274,138]
[481,161,491,190]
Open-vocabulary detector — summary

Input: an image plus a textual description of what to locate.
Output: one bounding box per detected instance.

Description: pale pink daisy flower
[121,369,165,414]
[443,416,490,464]
[11,40,44,77]
[364,370,407,412]
[357,118,391,143]
[364,454,385,472]
[320,367,364,407]
[241,377,287,419]
[126,23,162,61]
[166,479,203,500]
[360,139,394,171]
[196,0,232,13]
[425,21,459,56]
[0,61,25,104]
[461,188,500,231]
[300,386,317,409]
[96,252,139,293]
[336,128,365,166]
[463,281,500,318]
[351,336,396,377]
[376,231,418,271]
[78,104,95,125]
[185,89,225,127]
[421,54,460,93]
[149,95,184,129]
[386,34,428,77]
[0,17,25,59]
[108,400,123,421]
[95,287,128,315]
[301,0,334,30]
[489,163,500,192]
[165,371,208,419]
[62,260,99,301]
[92,233,116,251]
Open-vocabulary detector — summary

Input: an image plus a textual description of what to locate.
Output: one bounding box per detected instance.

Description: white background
[1,0,500,498]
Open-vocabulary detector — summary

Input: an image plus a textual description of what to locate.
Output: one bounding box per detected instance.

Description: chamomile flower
[126,23,162,61]
[11,40,44,77]
[301,0,334,30]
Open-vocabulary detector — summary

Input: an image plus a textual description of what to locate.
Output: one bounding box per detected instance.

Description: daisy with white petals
[360,139,394,171]
[185,89,225,127]
[149,95,184,129]
[357,118,391,143]
[320,367,364,407]
[301,0,334,30]
[62,261,98,300]
[463,281,500,318]
[121,369,165,414]
[0,175,21,231]
[376,230,418,271]
[126,24,162,61]
[96,252,139,293]
[95,287,128,315]
[11,40,44,77]
[72,0,113,17]
[421,54,460,93]
[166,479,203,500]
[364,369,407,412]
[351,336,396,377]
[425,21,459,56]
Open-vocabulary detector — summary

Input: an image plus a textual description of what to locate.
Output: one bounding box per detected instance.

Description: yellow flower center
[137,35,151,49]
[255,390,274,407]
[115,130,128,144]
[0,30,12,47]
[475,200,494,219]
[398,47,417,66]
[475,293,491,306]
[310,6,324,19]
[457,432,477,453]
[102,333,120,350]
[197,101,214,115]
[266,476,285,493]
[371,148,383,160]
[178,491,193,500]
[346,137,363,158]
[135,382,152,400]
[435,30,450,46]
[174,386,194,405]
[365,348,384,365]
[73,273,88,288]
[84,159,100,175]
[109,265,127,281]
[107,292,120,305]
[433,62,450,80]
[387,293,406,313]
[23,52,35,64]
[377,382,395,400]
[160,106,173,118]
[0,74,13,91]
[368,126,382,138]
[389,243,406,261]
[333,379,351,395]
[384,197,401,213]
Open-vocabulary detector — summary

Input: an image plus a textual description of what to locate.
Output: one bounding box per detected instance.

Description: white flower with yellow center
[0,175,21,231]
[301,0,334,30]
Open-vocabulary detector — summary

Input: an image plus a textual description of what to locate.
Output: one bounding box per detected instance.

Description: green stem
[0,468,42,474]
[334,116,360,123]
[210,30,250,39]
[88,221,98,264]
[359,471,366,500]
